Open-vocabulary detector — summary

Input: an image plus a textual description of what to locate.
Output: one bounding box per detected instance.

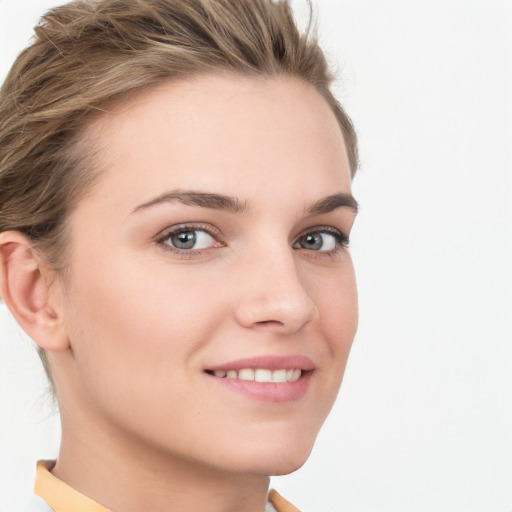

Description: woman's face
[54,74,358,475]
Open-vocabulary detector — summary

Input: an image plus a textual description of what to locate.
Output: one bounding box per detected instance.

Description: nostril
[254,319,284,327]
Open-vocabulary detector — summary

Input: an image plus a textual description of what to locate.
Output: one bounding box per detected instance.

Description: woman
[0,0,359,510]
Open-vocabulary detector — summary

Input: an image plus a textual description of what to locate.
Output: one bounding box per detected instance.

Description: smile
[207,368,302,383]
[204,355,314,403]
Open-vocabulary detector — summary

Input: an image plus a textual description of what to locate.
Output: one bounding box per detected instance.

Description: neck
[54,408,270,512]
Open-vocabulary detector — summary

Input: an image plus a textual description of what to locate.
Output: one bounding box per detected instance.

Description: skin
[0,74,357,512]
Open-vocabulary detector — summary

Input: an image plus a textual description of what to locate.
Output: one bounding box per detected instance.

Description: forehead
[82,74,351,212]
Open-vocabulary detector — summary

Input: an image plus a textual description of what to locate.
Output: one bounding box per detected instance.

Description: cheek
[60,259,231,451]
[61,254,223,396]
[313,258,358,398]
[309,256,358,346]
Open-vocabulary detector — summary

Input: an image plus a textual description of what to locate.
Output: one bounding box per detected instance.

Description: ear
[0,231,69,351]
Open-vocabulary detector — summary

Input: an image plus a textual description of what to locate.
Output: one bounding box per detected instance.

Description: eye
[158,226,222,252]
[294,229,348,252]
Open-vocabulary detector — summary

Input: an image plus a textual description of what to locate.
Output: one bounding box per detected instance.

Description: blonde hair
[0,0,358,387]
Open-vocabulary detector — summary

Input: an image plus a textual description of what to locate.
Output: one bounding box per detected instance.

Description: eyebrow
[132,190,248,214]
[306,193,358,216]
[132,190,358,215]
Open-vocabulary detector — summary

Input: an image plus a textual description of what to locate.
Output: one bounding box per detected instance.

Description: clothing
[28,460,300,512]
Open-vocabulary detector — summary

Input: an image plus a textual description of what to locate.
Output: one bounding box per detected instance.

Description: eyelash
[155,223,224,256]
[293,227,350,253]
[155,224,350,257]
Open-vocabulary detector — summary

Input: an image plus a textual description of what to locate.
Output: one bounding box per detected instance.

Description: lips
[204,355,314,403]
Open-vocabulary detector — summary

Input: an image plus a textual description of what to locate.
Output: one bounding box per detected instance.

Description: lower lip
[205,371,313,403]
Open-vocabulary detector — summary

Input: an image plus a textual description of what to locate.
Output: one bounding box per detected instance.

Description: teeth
[238,368,255,381]
[290,369,301,382]
[254,369,272,382]
[212,368,303,383]
[272,369,287,383]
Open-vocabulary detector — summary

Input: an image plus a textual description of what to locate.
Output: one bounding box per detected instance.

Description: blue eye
[294,230,347,251]
[163,229,217,251]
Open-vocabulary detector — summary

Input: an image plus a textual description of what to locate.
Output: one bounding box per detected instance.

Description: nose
[233,246,318,335]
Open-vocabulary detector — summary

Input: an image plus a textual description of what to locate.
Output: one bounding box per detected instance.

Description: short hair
[0,0,358,387]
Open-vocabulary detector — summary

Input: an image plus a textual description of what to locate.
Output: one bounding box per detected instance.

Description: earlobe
[0,231,69,351]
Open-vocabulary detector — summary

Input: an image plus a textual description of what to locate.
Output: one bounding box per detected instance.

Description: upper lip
[206,355,315,372]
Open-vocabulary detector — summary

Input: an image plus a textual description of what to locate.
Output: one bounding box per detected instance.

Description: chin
[223,435,316,477]
[255,448,313,476]
[268,458,309,477]
[219,413,326,476]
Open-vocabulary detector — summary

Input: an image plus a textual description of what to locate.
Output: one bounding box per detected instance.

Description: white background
[0,1,511,511]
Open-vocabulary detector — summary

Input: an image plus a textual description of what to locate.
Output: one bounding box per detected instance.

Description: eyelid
[155,222,222,239]
[293,226,350,249]
[154,222,224,254]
